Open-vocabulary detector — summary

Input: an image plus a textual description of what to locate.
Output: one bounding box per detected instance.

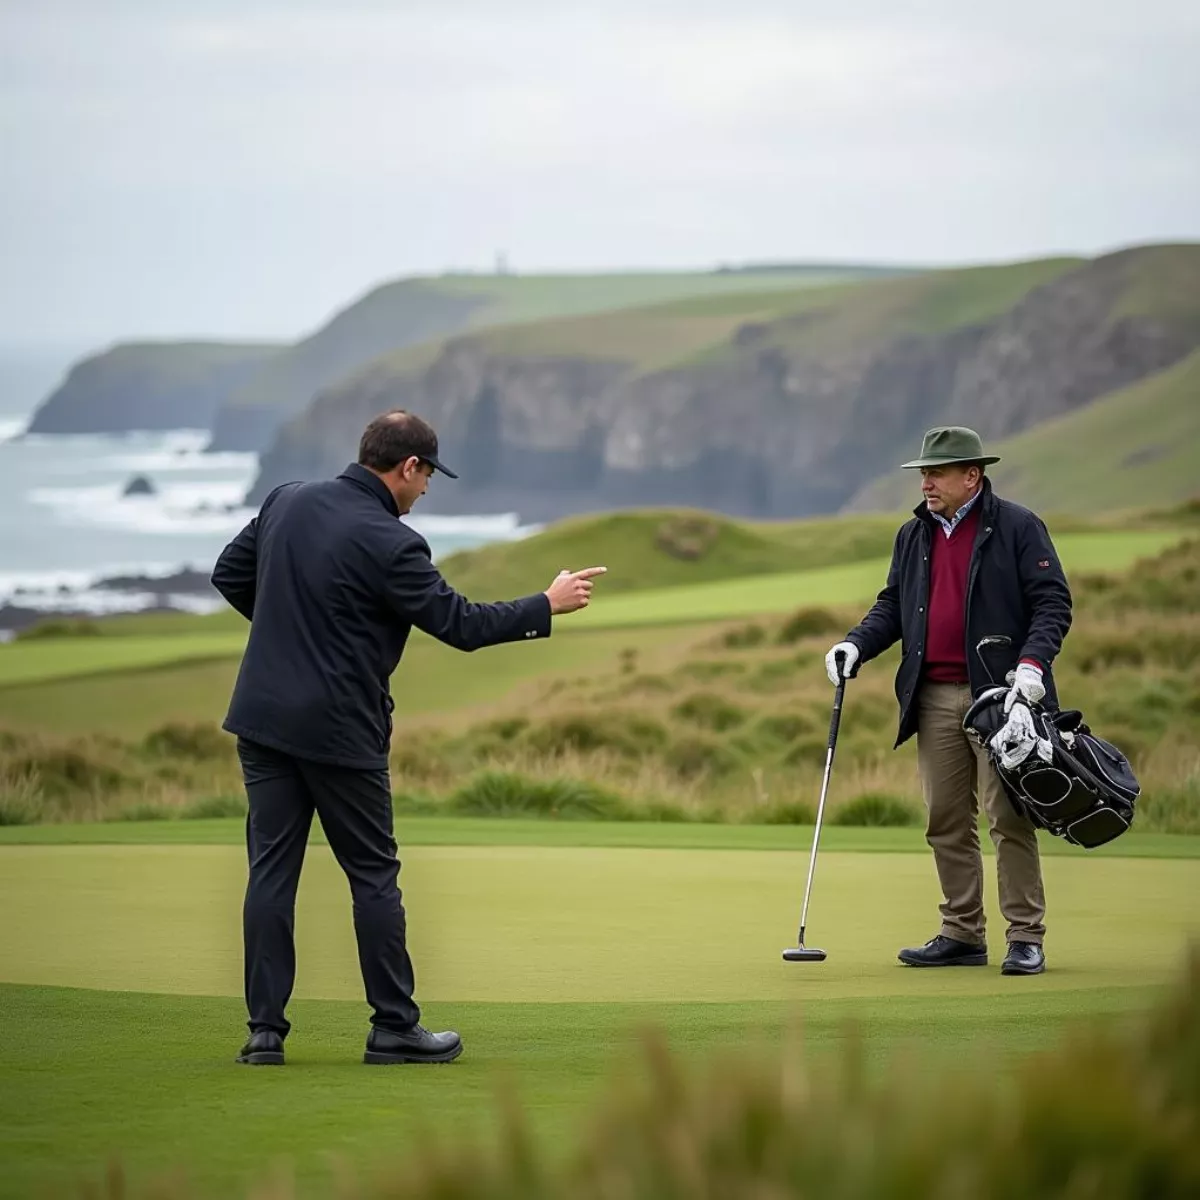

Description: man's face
[391,457,435,514]
[920,464,981,516]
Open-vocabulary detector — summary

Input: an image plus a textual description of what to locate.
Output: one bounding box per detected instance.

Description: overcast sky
[2,0,1197,348]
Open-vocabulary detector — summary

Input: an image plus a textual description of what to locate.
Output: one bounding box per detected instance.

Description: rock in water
[122,474,156,497]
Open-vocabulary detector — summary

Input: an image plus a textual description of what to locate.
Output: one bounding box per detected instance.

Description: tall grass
[3,540,1198,832]
[54,946,1200,1198]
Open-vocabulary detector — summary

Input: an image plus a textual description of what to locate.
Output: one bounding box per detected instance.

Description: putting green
[2,844,1196,1003]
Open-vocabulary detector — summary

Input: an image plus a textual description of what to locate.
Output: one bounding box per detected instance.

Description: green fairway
[0,633,248,688]
[3,815,1198,858]
[1,528,1182,695]
[0,623,685,734]
[0,981,1160,1200]
[567,528,1186,629]
[2,842,1196,1003]
[1,825,1196,1198]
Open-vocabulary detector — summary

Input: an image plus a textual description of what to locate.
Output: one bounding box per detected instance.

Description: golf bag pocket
[963,688,1140,849]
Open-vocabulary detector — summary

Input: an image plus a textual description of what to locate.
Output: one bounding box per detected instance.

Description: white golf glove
[1004,661,1046,713]
[991,702,1038,770]
[825,641,859,685]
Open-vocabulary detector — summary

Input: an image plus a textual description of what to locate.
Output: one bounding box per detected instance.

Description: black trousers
[237,737,420,1037]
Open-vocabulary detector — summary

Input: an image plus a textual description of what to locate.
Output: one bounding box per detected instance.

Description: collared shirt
[930,486,983,539]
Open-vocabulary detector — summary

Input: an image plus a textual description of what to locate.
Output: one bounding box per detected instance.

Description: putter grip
[827,679,846,751]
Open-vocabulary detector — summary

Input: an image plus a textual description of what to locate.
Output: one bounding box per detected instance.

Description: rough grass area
[1,528,1197,832]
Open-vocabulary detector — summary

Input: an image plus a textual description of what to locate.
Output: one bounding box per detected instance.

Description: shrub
[5,746,125,800]
[754,712,816,745]
[671,692,747,732]
[143,723,229,761]
[833,792,919,827]
[720,623,766,649]
[758,799,817,825]
[776,606,843,644]
[448,771,629,820]
[524,712,668,760]
[654,514,720,560]
[0,769,41,826]
[663,736,739,780]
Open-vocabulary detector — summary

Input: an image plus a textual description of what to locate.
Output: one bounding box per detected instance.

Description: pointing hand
[544,567,608,615]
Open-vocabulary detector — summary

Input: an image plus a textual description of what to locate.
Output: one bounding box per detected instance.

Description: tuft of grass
[670,692,747,732]
[142,722,230,761]
[776,605,845,644]
[834,792,920,827]
[447,770,631,820]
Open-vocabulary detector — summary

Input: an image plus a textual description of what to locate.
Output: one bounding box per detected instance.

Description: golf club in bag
[966,636,1140,849]
[782,667,847,964]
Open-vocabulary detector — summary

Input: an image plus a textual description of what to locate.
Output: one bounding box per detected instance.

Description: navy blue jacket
[845,479,1072,747]
[212,463,552,769]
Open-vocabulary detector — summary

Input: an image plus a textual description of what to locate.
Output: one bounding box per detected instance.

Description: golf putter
[782,665,847,964]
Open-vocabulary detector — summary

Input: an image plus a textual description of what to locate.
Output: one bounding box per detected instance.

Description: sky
[2,0,1198,349]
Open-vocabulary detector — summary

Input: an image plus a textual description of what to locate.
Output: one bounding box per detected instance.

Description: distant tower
[495,250,511,276]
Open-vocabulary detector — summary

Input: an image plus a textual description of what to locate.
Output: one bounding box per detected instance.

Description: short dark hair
[357,410,439,472]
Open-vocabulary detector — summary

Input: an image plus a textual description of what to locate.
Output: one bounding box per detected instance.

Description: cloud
[0,0,1196,343]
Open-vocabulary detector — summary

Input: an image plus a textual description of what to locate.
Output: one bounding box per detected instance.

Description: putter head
[782,946,827,963]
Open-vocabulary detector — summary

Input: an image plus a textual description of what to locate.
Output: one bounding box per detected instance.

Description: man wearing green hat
[825,427,1072,975]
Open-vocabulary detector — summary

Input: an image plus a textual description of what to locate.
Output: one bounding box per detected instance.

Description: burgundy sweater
[923,503,981,684]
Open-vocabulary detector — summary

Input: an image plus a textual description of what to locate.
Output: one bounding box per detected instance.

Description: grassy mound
[438,509,902,600]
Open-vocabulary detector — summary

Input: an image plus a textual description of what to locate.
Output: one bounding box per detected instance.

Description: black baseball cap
[358,410,458,478]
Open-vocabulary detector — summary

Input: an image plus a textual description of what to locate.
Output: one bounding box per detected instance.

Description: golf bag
[963,687,1140,849]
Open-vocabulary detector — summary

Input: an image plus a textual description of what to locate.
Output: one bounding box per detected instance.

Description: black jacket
[845,479,1072,746]
[212,463,552,769]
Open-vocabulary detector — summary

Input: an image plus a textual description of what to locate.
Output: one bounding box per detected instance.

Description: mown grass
[5,947,1196,1199]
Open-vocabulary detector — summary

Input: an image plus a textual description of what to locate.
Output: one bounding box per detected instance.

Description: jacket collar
[912,475,997,526]
[338,462,400,517]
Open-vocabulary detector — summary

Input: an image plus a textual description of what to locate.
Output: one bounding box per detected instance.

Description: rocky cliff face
[26,343,280,435]
[247,248,1200,519]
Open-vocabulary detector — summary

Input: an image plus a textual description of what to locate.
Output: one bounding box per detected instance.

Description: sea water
[0,389,533,620]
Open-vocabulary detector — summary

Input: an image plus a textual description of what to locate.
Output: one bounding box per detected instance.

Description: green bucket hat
[901,426,1000,470]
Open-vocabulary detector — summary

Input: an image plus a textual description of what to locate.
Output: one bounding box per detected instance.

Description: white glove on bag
[1005,661,1046,713]
[825,641,859,685]
[991,702,1038,770]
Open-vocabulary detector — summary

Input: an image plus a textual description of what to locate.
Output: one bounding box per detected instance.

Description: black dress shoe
[235,1030,285,1066]
[898,934,988,967]
[364,1024,463,1065]
[1002,941,1046,975]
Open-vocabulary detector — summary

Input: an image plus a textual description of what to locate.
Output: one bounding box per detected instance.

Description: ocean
[0,366,534,626]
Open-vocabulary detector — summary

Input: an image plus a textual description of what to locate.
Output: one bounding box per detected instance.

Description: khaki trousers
[916,682,1046,947]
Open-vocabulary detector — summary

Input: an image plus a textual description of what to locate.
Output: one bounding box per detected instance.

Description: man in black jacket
[825,427,1072,976]
[212,410,605,1066]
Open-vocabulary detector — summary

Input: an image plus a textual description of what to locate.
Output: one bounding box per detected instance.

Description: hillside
[436,509,904,600]
[248,243,1200,519]
[204,267,888,452]
[25,342,281,434]
[846,348,1200,514]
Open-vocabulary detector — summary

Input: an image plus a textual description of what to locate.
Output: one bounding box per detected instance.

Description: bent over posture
[212,410,605,1065]
[825,427,1071,976]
